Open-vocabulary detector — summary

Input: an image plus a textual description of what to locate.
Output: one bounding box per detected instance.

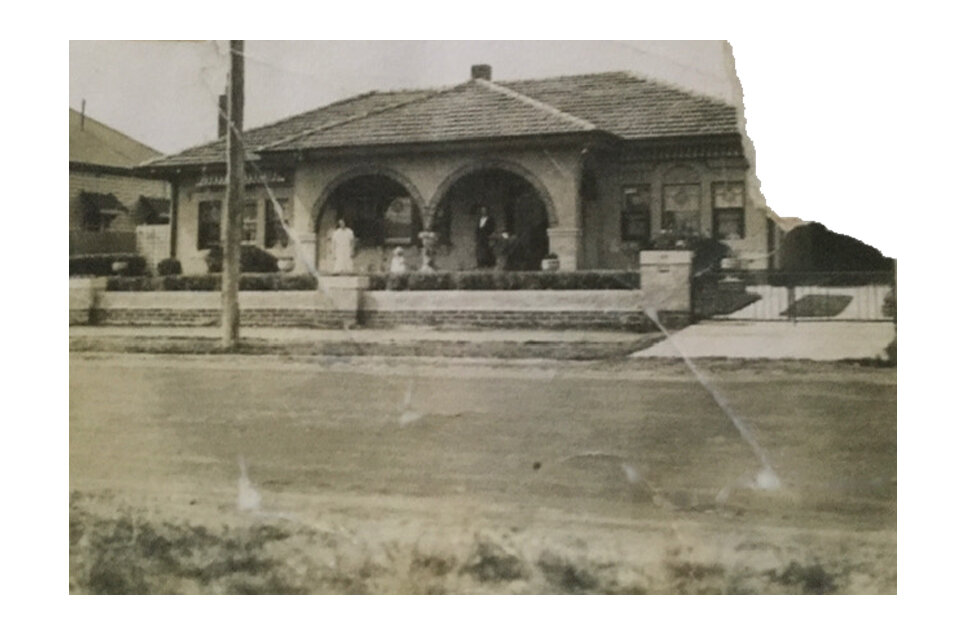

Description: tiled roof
[70,109,162,168]
[499,72,739,139]
[267,80,594,151]
[145,72,739,169]
[143,89,434,168]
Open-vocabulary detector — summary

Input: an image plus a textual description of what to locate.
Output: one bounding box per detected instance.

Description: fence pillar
[318,275,369,327]
[69,277,107,325]
[639,250,694,322]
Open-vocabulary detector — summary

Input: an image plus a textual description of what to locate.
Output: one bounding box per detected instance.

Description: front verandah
[308,160,582,275]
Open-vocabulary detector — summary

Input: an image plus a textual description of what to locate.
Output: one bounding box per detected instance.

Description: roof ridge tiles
[472,78,597,131]
[258,88,446,152]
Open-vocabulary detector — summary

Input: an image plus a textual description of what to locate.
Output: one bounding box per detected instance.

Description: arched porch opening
[315,174,423,273]
[431,168,550,271]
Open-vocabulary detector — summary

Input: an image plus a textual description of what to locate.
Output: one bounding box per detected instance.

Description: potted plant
[541,252,559,271]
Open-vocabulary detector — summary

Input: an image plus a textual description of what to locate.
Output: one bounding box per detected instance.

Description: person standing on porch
[475,205,496,268]
[331,218,355,274]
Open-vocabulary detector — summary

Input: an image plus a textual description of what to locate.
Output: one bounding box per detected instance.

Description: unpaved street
[69,353,896,594]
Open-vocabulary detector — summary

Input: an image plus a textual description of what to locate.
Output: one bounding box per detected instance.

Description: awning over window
[135,196,171,224]
[80,191,128,216]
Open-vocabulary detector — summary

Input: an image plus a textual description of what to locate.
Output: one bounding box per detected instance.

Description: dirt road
[69,353,896,594]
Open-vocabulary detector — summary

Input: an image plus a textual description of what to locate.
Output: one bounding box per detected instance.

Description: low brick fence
[70,250,700,332]
[361,290,649,330]
[75,288,653,331]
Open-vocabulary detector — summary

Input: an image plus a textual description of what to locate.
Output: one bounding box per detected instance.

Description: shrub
[778,222,895,273]
[691,238,731,275]
[205,245,279,273]
[883,286,896,320]
[885,338,896,365]
[406,272,455,291]
[240,273,317,291]
[70,254,147,277]
[157,258,182,276]
[368,270,640,291]
[105,273,317,292]
[649,230,730,275]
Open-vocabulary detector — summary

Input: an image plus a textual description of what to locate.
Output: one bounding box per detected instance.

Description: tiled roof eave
[258,129,620,157]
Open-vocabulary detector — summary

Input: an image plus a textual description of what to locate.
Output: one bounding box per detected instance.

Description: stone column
[640,250,693,317]
[547,227,581,271]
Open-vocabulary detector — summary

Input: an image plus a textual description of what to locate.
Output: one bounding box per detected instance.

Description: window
[264,198,291,248]
[197,200,221,250]
[383,197,417,246]
[712,182,746,239]
[242,201,258,244]
[79,191,127,232]
[662,184,702,233]
[621,186,651,243]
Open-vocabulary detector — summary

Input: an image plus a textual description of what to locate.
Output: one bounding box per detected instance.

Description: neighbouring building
[69,107,171,256]
[138,66,772,275]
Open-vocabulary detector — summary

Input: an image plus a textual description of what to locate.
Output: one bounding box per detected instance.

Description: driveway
[632,320,896,361]
[715,284,893,321]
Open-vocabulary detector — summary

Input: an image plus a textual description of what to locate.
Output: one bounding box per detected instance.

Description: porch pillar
[543,151,584,271]
[546,228,581,271]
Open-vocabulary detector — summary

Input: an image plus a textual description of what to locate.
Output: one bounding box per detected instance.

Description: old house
[138,66,768,275]
[69,108,171,256]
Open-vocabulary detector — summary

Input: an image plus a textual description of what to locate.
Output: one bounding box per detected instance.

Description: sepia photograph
[66,39,898,598]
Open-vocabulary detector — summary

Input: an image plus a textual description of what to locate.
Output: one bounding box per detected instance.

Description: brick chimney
[218,94,228,137]
[471,64,492,81]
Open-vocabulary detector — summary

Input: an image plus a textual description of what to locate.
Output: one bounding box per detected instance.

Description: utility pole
[221,40,244,349]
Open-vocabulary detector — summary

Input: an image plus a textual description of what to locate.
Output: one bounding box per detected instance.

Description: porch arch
[428,158,559,228]
[312,164,426,229]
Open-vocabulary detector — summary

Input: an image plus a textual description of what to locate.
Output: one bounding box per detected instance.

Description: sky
[69,40,902,255]
[69,40,737,155]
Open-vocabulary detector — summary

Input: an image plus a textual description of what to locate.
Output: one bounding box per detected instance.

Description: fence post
[787,283,797,323]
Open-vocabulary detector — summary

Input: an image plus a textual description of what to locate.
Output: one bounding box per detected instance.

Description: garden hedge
[205,245,279,273]
[70,254,148,277]
[106,273,318,291]
[368,270,640,291]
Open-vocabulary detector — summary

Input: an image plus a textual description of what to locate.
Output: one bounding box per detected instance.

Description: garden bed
[106,274,318,291]
[369,270,640,291]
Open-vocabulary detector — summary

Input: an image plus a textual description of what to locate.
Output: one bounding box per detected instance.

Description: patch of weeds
[536,551,601,594]
[70,508,304,594]
[767,561,838,594]
[461,535,528,583]
[410,553,456,577]
[87,553,150,594]
[664,559,727,595]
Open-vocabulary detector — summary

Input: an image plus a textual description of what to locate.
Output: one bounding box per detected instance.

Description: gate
[693,270,896,322]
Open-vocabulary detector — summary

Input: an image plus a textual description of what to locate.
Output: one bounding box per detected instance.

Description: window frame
[661,183,702,234]
[620,184,651,244]
[241,201,259,245]
[711,181,746,240]
[196,199,222,250]
[264,197,291,249]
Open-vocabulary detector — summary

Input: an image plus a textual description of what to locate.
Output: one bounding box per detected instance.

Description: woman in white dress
[330,218,355,274]
[389,246,408,275]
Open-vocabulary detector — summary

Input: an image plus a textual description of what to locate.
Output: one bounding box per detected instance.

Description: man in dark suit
[474,205,496,268]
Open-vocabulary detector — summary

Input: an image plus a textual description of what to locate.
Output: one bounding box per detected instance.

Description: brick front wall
[91,308,356,328]
[360,310,649,331]
[88,307,649,331]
